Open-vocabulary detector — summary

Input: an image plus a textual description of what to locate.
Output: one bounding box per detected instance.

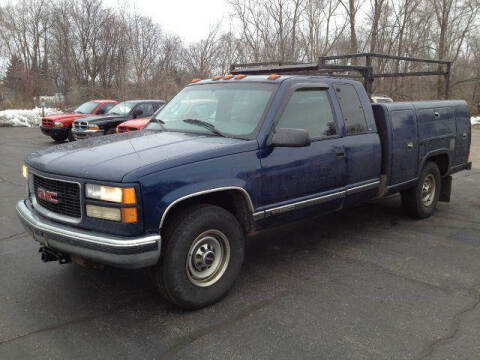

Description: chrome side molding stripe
[261,179,380,218]
[345,180,380,195]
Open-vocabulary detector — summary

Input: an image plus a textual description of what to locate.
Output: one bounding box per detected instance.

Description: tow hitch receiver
[39,247,71,264]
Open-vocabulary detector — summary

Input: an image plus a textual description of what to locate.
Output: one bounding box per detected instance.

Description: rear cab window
[335,83,368,135]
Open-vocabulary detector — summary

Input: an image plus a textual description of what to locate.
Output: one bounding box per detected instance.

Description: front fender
[138,152,262,233]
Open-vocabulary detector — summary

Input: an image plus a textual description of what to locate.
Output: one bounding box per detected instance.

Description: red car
[116,117,150,133]
[41,100,118,142]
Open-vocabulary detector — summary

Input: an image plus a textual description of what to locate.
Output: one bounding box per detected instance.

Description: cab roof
[188,74,359,86]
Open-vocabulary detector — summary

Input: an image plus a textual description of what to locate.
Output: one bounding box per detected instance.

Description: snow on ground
[472,116,480,127]
[0,107,62,127]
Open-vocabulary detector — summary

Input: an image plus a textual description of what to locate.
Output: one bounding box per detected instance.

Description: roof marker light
[191,78,201,83]
[223,75,233,80]
[268,74,281,80]
[234,74,246,80]
[212,75,222,81]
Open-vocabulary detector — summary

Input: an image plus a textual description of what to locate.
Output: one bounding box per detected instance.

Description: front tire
[51,133,67,143]
[401,161,441,219]
[154,204,245,310]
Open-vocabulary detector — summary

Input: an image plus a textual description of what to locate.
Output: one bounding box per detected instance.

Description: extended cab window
[276,89,337,139]
[335,83,368,135]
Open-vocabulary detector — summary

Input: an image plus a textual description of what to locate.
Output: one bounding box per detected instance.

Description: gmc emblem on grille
[37,188,59,204]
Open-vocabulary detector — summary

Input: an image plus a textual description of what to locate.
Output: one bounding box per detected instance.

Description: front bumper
[16,200,161,268]
[41,126,68,137]
[72,128,104,140]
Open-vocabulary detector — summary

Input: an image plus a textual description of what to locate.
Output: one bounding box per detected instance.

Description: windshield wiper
[182,119,227,137]
[149,117,166,130]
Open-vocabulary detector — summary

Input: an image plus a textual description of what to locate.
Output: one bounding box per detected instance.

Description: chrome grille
[33,174,81,218]
[74,122,88,130]
[42,119,54,127]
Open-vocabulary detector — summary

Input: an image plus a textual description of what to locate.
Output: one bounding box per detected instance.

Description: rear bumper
[16,200,161,269]
[72,128,104,140]
[40,126,69,137]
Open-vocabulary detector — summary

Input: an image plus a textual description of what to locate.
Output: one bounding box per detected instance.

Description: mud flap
[439,176,452,202]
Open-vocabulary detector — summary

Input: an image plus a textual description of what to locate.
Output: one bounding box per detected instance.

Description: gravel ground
[0,128,479,360]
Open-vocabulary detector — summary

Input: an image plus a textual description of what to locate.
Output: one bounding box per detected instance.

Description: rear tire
[401,161,441,219]
[154,204,245,310]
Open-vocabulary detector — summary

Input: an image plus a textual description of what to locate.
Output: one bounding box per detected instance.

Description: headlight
[54,121,63,128]
[86,205,121,222]
[88,124,100,130]
[22,164,28,179]
[85,184,136,204]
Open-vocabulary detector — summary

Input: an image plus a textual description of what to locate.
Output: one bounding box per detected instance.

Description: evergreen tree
[3,54,26,100]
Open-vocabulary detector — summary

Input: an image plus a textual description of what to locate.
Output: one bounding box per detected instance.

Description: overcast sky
[103,0,231,43]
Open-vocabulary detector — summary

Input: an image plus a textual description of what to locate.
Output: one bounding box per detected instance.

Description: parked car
[40,100,118,142]
[116,117,151,133]
[17,74,472,310]
[371,94,394,103]
[72,100,165,139]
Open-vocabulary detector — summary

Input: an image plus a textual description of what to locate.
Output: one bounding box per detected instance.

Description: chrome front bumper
[72,128,104,140]
[16,200,161,268]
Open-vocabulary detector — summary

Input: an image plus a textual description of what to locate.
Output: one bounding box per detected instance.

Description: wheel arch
[419,150,450,177]
[159,187,256,236]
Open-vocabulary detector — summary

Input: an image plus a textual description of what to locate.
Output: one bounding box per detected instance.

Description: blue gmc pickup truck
[17,74,472,309]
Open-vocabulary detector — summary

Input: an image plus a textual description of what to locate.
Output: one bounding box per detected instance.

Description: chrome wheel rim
[422,174,436,207]
[186,230,230,287]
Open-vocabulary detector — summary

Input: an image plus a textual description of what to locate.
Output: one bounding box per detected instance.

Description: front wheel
[401,161,441,219]
[51,133,67,143]
[154,204,245,310]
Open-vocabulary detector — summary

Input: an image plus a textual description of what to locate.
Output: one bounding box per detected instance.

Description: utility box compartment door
[390,109,418,184]
[454,106,471,166]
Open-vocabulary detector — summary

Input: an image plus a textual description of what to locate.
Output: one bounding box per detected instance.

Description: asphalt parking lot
[0,127,479,360]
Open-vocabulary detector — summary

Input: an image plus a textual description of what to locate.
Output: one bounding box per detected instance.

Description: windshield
[75,101,99,114]
[146,83,277,138]
[108,101,136,115]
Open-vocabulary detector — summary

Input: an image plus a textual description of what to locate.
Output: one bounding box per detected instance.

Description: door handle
[434,111,440,118]
[407,142,414,149]
[462,132,467,138]
[335,147,345,159]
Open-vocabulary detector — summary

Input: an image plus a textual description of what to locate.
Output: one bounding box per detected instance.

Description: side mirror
[132,109,143,118]
[270,128,311,147]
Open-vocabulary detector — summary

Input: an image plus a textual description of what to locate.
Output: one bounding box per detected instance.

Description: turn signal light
[267,74,281,80]
[191,78,201,83]
[122,188,137,204]
[234,74,246,79]
[121,208,138,223]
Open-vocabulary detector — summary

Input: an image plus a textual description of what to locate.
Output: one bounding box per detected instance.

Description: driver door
[259,87,346,216]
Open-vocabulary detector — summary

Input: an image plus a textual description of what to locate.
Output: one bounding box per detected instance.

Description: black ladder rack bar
[229,53,452,99]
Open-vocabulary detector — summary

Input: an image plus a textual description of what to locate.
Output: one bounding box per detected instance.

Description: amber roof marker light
[234,74,246,80]
[191,78,201,83]
[267,74,281,80]
[212,75,222,81]
[223,75,233,80]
